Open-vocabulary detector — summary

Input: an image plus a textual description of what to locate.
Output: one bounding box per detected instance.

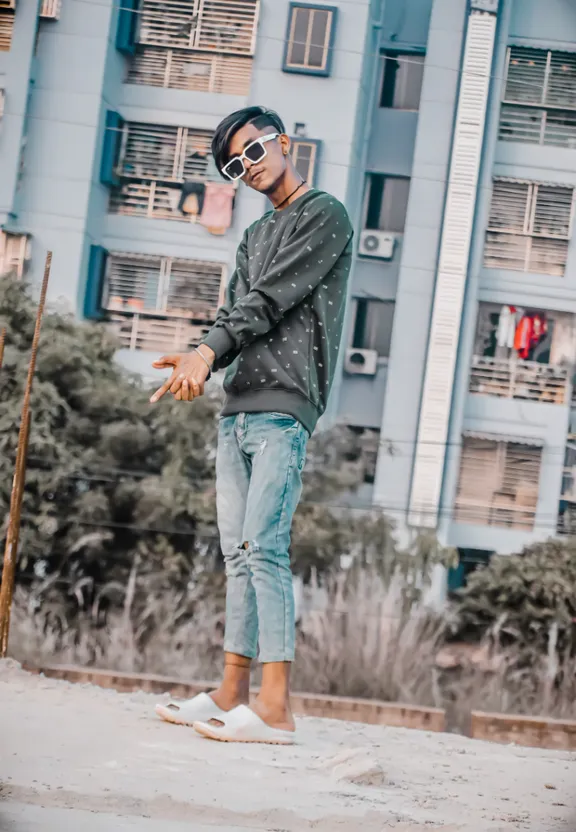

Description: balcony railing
[128,47,253,95]
[108,312,210,353]
[469,355,570,405]
[109,181,197,223]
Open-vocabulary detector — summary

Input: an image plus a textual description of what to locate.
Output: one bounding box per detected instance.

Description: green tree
[1,278,448,647]
[0,278,221,624]
[451,538,576,657]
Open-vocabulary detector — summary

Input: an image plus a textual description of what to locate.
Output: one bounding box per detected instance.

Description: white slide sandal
[193,704,296,745]
[155,692,227,727]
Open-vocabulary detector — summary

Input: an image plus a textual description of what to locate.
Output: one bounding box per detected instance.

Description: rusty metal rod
[0,327,6,370]
[0,252,52,657]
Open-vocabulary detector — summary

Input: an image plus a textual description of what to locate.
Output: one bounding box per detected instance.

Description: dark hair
[211,106,285,175]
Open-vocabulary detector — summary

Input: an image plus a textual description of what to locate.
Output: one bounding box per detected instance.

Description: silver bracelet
[195,347,213,379]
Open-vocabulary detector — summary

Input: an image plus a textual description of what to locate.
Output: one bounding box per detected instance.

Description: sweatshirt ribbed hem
[221,389,319,436]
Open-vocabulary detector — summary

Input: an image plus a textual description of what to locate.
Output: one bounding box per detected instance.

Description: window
[40,0,61,19]
[380,53,425,110]
[283,3,337,76]
[106,120,227,224]
[484,179,574,276]
[346,427,380,485]
[365,175,410,233]
[352,299,395,358]
[455,436,542,530]
[0,7,15,51]
[0,232,30,279]
[290,139,320,186]
[499,47,576,148]
[121,0,259,96]
[86,248,226,352]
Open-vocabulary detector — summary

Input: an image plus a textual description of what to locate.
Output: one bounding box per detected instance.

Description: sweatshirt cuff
[201,326,237,361]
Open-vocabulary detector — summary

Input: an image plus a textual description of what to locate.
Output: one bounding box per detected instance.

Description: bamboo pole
[0,252,52,657]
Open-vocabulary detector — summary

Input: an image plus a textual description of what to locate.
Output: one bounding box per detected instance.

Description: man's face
[226,123,290,194]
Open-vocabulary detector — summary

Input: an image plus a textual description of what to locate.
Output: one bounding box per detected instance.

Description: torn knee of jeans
[240,540,259,553]
[258,438,267,455]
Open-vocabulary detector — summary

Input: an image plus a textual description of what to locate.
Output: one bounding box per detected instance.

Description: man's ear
[279,133,291,157]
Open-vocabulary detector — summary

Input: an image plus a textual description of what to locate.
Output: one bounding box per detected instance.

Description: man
[152,106,353,744]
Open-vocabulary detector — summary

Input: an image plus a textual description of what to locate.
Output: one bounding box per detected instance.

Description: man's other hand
[149,347,215,403]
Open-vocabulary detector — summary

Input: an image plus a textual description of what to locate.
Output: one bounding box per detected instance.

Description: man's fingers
[169,373,186,395]
[152,354,179,369]
[181,379,191,401]
[150,370,179,403]
[175,387,183,401]
[188,376,201,399]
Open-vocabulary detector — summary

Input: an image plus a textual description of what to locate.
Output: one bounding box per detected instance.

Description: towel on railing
[200,182,235,235]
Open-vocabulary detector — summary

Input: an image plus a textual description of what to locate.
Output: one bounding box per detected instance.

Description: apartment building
[2,0,576,586]
[0,0,374,375]
[334,0,576,589]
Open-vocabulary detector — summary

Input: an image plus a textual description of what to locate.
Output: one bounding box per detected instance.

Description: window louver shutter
[547,51,576,109]
[119,123,213,182]
[194,0,260,55]
[103,253,225,321]
[533,185,573,237]
[407,9,498,529]
[138,0,259,56]
[504,47,548,105]
[484,180,574,275]
[0,10,15,51]
[455,438,542,530]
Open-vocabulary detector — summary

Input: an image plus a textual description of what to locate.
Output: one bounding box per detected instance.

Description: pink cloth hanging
[200,183,235,235]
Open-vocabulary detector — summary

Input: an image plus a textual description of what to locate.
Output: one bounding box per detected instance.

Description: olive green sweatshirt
[201,189,354,435]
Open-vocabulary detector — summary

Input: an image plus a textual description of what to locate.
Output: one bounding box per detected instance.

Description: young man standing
[152,107,353,744]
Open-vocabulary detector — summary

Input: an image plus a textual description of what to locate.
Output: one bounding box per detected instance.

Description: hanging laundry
[496,305,517,349]
[179,181,206,216]
[200,182,235,235]
[530,313,547,353]
[514,312,547,360]
[514,314,533,360]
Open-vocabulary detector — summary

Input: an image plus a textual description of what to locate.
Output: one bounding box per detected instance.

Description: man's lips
[251,170,264,183]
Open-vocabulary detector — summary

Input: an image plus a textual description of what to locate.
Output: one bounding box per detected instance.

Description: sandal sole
[193,721,295,745]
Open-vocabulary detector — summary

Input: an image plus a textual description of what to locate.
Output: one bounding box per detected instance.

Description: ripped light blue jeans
[216,412,308,663]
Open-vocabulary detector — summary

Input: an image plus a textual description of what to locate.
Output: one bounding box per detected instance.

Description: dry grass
[7,573,576,729]
[292,571,444,706]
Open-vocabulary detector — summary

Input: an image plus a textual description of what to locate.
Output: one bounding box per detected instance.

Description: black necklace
[274,180,306,210]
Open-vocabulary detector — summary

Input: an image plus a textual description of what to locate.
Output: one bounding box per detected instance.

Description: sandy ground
[0,660,574,832]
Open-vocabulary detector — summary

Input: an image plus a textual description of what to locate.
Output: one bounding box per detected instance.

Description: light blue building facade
[2,0,576,577]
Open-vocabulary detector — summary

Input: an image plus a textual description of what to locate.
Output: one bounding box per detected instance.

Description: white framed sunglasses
[222,132,280,181]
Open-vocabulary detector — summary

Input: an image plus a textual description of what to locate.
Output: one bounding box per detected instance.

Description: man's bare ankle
[251,697,295,731]
[209,686,249,712]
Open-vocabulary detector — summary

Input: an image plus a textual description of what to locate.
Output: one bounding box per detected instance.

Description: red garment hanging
[514,315,533,359]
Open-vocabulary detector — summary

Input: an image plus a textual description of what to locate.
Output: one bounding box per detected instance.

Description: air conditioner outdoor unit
[359,230,396,260]
[345,348,378,376]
